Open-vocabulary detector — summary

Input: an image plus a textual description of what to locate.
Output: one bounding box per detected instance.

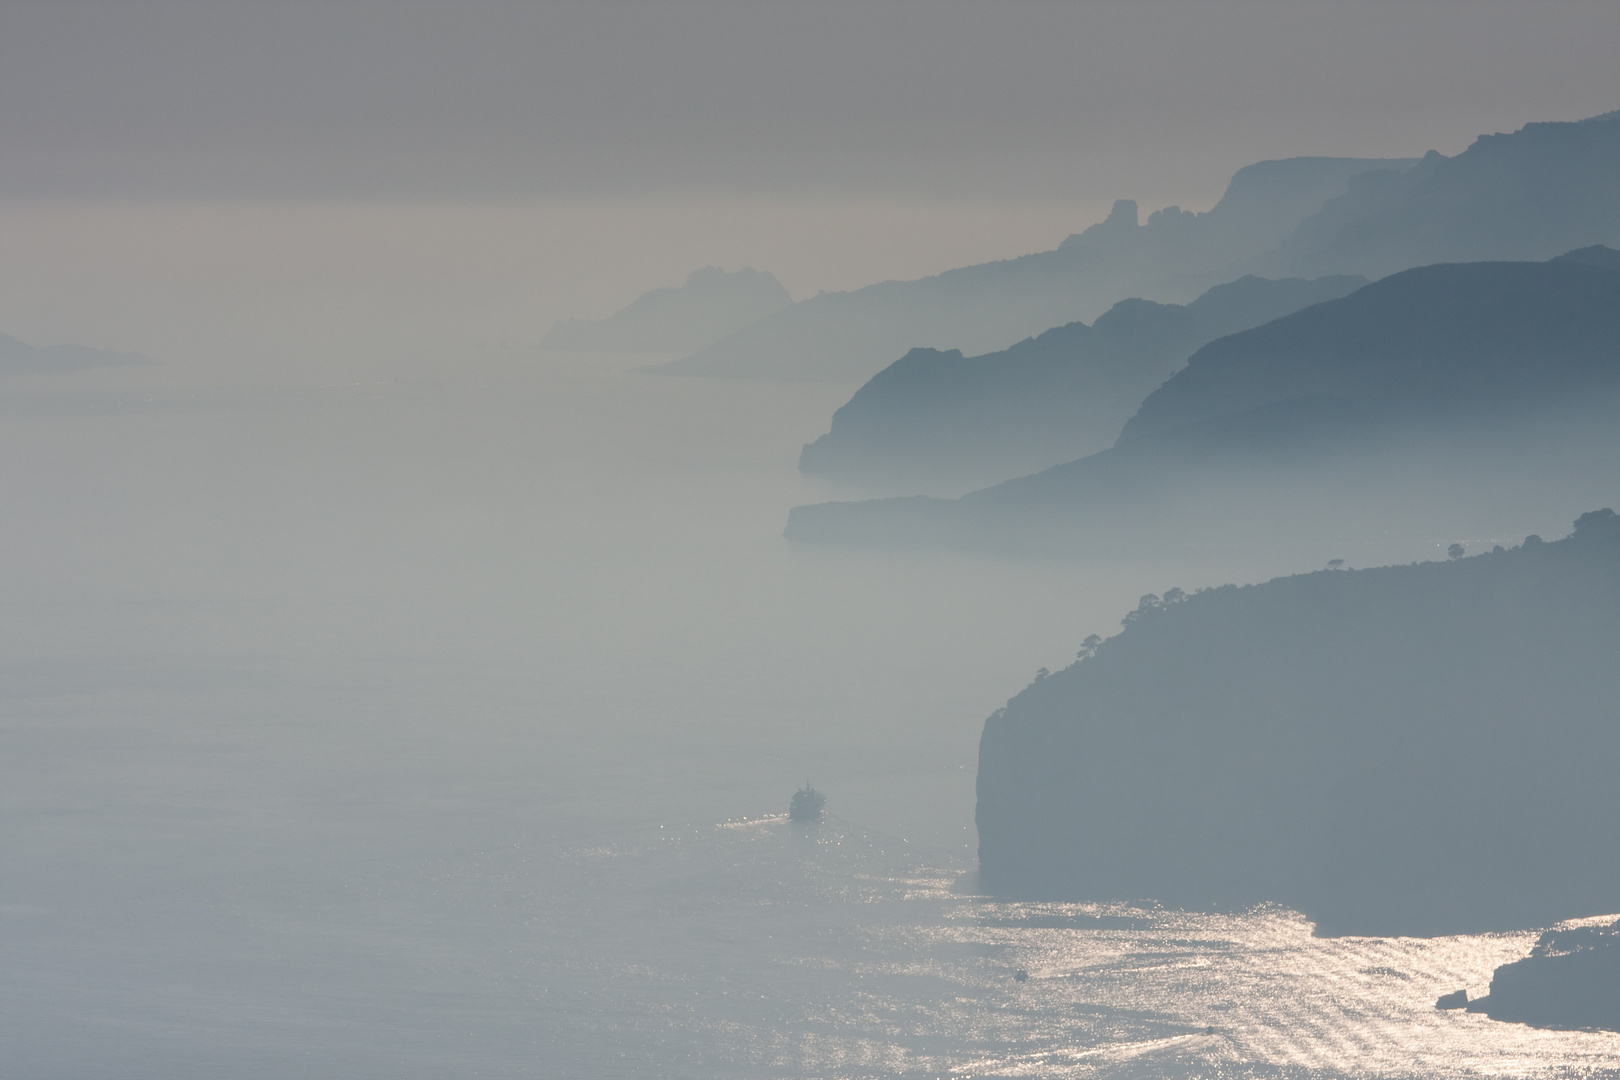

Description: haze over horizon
[2,1,1617,367]
[5,1,1617,204]
[5,4,1620,1075]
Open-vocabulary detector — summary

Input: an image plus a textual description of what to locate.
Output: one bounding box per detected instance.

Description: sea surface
[0,351,1612,1078]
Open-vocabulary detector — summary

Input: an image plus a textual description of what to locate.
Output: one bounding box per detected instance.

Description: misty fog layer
[6,3,1620,1074]
[4,2,1616,202]
[0,351,1156,1073]
[4,351,1612,1076]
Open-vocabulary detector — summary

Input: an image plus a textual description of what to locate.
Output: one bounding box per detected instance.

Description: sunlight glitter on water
[920,899,1610,1078]
[525,816,1620,1078]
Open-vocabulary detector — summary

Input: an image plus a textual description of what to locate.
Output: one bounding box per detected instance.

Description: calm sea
[0,351,1611,1077]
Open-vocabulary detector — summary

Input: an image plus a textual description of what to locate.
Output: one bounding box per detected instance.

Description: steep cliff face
[975,510,1620,938]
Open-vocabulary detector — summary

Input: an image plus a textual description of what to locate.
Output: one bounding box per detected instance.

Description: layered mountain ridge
[1273,111,1620,279]
[786,251,1620,554]
[656,157,1413,381]
[798,274,1366,495]
[658,111,1620,383]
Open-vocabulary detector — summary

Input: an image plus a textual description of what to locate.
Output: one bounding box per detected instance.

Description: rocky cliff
[1470,918,1620,1031]
[975,510,1620,937]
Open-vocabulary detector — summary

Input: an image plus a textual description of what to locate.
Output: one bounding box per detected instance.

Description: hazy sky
[1,1,1617,363]
[4,1,1618,206]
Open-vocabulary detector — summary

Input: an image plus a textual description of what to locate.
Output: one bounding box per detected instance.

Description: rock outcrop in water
[975,510,1620,938]
[541,266,790,354]
[797,274,1364,494]
[1469,917,1620,1032]
[786,250,1620,554]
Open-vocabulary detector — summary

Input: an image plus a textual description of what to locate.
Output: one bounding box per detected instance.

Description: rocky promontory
[1469,918,1620,1032]
[976,509,1620,938]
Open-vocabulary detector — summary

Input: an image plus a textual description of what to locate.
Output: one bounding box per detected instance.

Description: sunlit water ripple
[508,815,1620,1078]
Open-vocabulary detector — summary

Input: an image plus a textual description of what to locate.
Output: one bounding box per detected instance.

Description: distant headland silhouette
[656,157,1414,381]
[786,249,1620,556]
[798,274,1365,494]
[0,332,156,375]
[541,266,790,354]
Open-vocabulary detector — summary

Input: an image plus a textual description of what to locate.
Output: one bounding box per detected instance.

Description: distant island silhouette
[976,509,1620,938]
[655,157,1413,382]
[798,274,1364,494]
[541,266,790,354]
[0,333,156,375]
[786,249,1620,554]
